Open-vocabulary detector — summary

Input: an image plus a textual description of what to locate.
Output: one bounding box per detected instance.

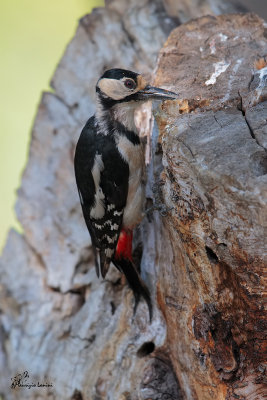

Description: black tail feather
[100,249,112,278]
[93,246,100,278]
[112,258,153,322]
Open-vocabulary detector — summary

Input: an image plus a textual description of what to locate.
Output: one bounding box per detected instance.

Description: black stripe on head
[100,69,139,82]
[96,88,144,110]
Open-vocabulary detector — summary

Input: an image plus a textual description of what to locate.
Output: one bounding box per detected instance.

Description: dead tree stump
[1,1,266,399]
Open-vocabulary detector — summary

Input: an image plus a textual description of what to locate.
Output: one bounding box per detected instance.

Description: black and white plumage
[74,68,177,320]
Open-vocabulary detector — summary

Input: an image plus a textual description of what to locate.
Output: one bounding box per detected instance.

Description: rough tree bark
[0,1,266,399]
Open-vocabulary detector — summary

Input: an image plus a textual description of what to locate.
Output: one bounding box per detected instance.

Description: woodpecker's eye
[124,79,136,90]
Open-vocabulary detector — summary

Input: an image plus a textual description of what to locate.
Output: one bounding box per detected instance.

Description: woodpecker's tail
[112,257,152,322]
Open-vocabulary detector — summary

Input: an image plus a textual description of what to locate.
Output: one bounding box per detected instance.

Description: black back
[74,116,129,276]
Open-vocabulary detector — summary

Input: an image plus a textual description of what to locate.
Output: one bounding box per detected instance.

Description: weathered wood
[2,1,267,400]
[150,13,267,399]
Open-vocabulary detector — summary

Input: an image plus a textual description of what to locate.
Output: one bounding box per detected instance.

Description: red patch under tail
[115,229,133,261]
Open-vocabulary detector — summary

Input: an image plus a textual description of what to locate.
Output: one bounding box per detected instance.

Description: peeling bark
[1,1,266,400]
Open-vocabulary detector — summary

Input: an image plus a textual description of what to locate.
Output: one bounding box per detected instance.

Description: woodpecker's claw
[112,258,153,322]
[145,204,174,217]
[132,282,153,322]
[134,289,153,323]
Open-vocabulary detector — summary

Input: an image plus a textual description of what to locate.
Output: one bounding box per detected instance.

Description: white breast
[115,134,145,229]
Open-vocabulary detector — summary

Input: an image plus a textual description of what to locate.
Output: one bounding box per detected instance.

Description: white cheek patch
[90,153,105,219]
[98,78,130,100]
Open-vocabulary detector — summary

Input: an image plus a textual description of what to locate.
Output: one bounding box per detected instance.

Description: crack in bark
[243,112,267,153]
[179,139,195,158]
[23,235,47,270]
[214,114,223,129]
[238,91,267,152]
[70,334,96,346]
[120,19,153,67]
[50,92,81,124]
[120,19,137,50]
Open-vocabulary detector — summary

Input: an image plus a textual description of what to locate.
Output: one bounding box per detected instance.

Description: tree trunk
[1,1,266,400]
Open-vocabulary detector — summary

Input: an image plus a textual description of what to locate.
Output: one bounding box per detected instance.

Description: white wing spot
[93,223,103,230]
[104,235,118,244]
[110,222,119,230]
[114,210,123,216]
[105,248,114,258]
[90,153,105,219]
[103,220,119,230]
[107,204,115,211]
[78,189,84,205]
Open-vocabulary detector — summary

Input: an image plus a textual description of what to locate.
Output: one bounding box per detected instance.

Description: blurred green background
[0,0,104,251]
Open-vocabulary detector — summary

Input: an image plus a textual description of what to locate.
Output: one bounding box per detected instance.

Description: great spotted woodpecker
[74,68,177,320]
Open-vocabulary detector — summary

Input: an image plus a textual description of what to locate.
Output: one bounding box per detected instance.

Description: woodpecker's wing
[74,116,129,278]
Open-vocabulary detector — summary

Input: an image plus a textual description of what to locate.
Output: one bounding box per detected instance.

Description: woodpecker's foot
[145,203,174,217]
[112,257,153,322]
[133,283,153,323]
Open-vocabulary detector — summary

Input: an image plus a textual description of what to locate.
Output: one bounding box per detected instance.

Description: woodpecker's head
[95,68,178,132]
[96,68,178,106]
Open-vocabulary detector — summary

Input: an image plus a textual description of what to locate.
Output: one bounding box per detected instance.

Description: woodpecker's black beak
[137,85,178,101]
